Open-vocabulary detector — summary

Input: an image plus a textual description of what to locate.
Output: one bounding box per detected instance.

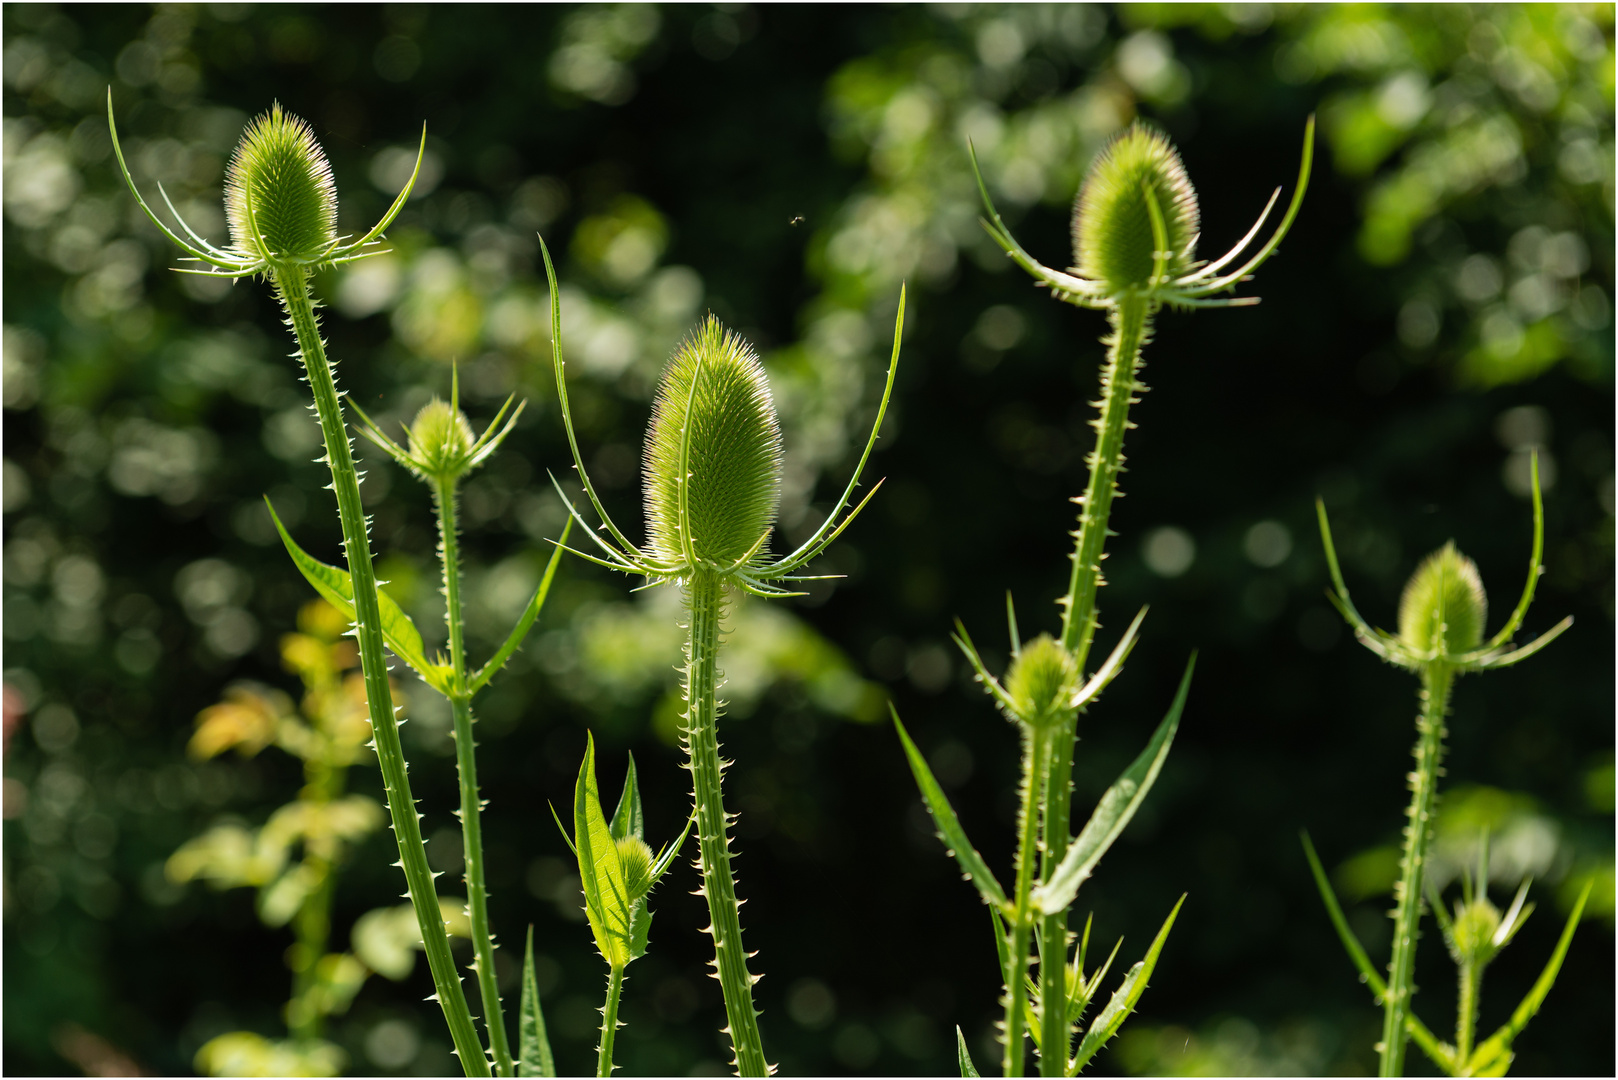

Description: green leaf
[956,1025,982,1078]
[470,519,571,694]
[518,926,557,1077]
[1037,655,1193,915]
[264,498,451,693]
[574,733,633,968]
[1467,878,1593,1076]
[1068,895,1185,1076]
[610,751,644,841]
[893,708,1008,911]
[628,898,652,962]
[990,906,1012,988]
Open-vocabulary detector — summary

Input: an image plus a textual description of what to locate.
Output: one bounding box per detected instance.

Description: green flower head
[642,316,784,571]
[224,103,338,265]
[1398,541,1487,657]
[1072,122,1201,295]
[1004,634,1079,728]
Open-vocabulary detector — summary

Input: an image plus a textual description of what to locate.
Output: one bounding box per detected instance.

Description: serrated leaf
[1037,656,1193,915]
[894,708,1008,911]
[575,732,633,968]
[1068,895,1184,1075]
[610,751,644,841]
[957,1025,982,1077]
[518,926,557,1077]
[265,499,450,693]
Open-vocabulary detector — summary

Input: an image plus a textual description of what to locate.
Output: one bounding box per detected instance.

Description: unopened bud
[407,399,476,479]
[616,836,655,900]
[1071,122,1201,296]
[1398,542,1487,656]
[224,103,338,264]
[1004,635,1078,728]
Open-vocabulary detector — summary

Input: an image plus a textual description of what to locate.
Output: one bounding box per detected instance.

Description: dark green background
[4,4,1612,1076]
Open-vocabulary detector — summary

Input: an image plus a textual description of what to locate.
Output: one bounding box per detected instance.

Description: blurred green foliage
[3,4,1611,1077]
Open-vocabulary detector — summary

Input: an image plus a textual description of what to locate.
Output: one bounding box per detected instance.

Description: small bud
[643,317,783,569]
[224,103,338,265]
[408,398,476,479]
[1071,122,1200,296]
[1448,895,1503,965]
[1004,634,1078,727]
[1398,542,1488,656]
[616,836,656,901]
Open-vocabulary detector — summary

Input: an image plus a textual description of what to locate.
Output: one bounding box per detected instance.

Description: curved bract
[643,318,784,571]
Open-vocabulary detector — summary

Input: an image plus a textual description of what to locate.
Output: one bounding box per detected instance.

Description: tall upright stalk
[275,266,490,1075]
[1381,663,1453,1077]
[597,965,626,1077]
[683,570,769,1076]
[436,475,514,1078]
[1005,728,1051,1076]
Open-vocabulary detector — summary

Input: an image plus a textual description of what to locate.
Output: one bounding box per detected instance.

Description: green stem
[272,264,489,1077]
[436,477,514,1078]
[597,964,626,1078]
[1036,294,1152,1074]
[1382,663,1453,1078]
[683,570,769,1076]
[1005,727,1051,1078]
[1456,958,1480,1066]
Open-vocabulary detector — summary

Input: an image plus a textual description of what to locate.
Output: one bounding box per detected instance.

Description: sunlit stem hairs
[1305,457,1581,1078]
[541,240,902,1076]
[110,94,560,1077]
[897,117,1314,1079]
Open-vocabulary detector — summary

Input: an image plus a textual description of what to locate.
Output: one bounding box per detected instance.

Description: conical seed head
[616,836,655,901]
[643,317,783,569]
[1398,541,1488,655]
[408,398,475,477]
[224,103,338,263]
[1004,634,1078,727]
[1071,122,1200,294]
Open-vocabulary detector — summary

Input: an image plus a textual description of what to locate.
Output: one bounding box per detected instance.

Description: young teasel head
[642,316,785,573]
[224,103,338,265]
[349,367,524,487]
[1072,123,1200,296]
[1398,542,1487,658]
[108,90,425,279]
[1003,634,1080,728]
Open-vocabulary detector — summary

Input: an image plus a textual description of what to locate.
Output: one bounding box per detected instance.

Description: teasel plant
[540,241,903,1076]
[896,117,1315,1078]
[553,735,692,1077]
[110,95,568,1077]
[1305,457,1586,1078]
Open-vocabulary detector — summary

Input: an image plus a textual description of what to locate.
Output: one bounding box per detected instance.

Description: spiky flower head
[406,399,476,480]
[1398,541,1488,656]
[643,317,784,571]
[1004,634,1079,728]
[224,102,338,264]
[1447,894,1504,965]
[1071,122,1201,295]
[616,835,656,901]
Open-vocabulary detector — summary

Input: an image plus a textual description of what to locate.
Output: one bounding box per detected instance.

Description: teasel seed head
[1004,634,1079,728]
[1071,122,1200,296]
[407,399,477,480]
[1398,541,1488,657]
[616,836,656,901]
[224,102,338,264]
[643,316,784,571]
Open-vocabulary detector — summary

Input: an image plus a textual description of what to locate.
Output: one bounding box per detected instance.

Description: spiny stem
[1456,955,1480,1065]
[683,570,769,1077]
[1382,664,1453,1078]
[272,264,489,1077]
[597,964,626,1077]
[1005,727,1051,1077]
[1037,714,1077,1075]
[436,476,514,1078]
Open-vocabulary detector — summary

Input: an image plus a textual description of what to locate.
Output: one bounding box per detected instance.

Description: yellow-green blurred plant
[170,600,469,1077]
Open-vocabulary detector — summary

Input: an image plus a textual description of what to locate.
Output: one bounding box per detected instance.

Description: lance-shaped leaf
[610,751,644,841]
[517,926,557,1077]
[894,708,1008,911]
[1299,832,1455,1071]
[574,733,633,968]
[1466,878,1593,1077]
[1067,894,1185,1076]
[1036,655,1194,915]
[265,499,451,693]
[470,518,571,694]
[956,1026,982,1078]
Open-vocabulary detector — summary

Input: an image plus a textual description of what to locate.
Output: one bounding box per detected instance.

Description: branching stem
[437,477,514,1078]
[1382,663,1453,1077]
[683,570,769,1076]
[272,264,488,1077]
